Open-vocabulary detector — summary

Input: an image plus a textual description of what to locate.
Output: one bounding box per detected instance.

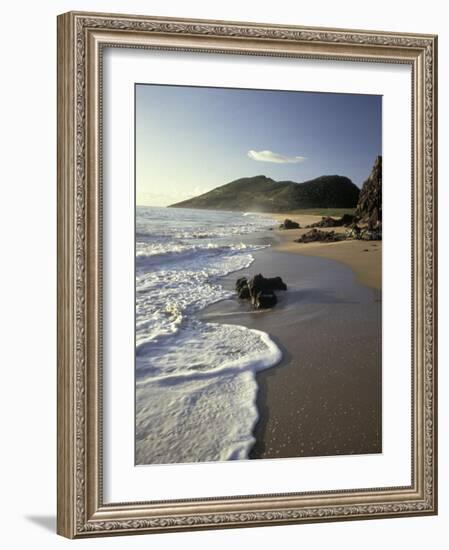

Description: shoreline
[267,212,382,290]
[201,224,382,460]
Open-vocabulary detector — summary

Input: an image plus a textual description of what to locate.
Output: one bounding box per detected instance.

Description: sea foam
[135,206,280,464]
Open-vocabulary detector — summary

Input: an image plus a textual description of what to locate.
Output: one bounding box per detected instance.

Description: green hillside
[169,174,360,212]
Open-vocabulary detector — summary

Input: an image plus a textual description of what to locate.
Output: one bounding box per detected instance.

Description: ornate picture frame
[57,11,437,538]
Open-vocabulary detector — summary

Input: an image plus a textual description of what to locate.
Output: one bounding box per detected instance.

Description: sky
[135,84,382,206]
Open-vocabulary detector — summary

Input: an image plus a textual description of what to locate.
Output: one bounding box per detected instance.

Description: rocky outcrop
[292,157,383,246]
[236,277,251,299]
[235,274,287,309]
[295,228,346,243]
[355,156,382,228]
[340,213,356,226]
[279,218,300,230]
[253,290,278,309]
[248,275,287,293]
[346,225,361,240]
[293,157,382,245]
[346,224,381,241]
[307,214,355,228]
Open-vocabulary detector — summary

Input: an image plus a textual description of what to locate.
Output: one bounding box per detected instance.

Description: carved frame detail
[57,11,437,538]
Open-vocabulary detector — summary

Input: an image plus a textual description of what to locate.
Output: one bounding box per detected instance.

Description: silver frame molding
[57,11,438,538]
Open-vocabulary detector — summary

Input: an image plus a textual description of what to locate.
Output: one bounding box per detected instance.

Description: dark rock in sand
[252,290,278,309]
[360,225,382,241]
[235,274,287,309]
[236,277,247,290]
[346,224,361,239]
[296,228,346,243]
[267,276,287,291]
[307,213,355,229]
[279,218,300,230]
[307,216,340,228]
[340,213,356,226]
[248,274,287,296]
[345,222,382,241]
[238,285,251,299]
[235,277,251,299]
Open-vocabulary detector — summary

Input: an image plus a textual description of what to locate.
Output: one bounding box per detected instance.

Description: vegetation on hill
[169,174,360,213]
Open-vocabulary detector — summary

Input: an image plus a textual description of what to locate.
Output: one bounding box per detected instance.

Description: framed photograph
[57,11,438,538]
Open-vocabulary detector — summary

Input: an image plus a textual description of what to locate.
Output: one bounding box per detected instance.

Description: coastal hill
[169,175,360,213]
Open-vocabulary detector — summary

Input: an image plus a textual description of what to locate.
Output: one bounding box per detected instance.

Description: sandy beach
[201,214,382,460]
[271,213,382,290]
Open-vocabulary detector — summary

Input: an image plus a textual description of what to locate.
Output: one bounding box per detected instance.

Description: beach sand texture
[272,213,382,290]
[201,217,382,460]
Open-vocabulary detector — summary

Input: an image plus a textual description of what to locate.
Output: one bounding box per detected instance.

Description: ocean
[135,206,281,464]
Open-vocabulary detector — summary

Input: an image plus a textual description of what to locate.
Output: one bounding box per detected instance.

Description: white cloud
[247,149,306,164]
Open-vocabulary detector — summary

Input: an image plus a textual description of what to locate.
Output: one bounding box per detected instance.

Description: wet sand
[201,243,382,460]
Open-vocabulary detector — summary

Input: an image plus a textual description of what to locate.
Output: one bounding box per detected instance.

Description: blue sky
[136,84,381,206]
